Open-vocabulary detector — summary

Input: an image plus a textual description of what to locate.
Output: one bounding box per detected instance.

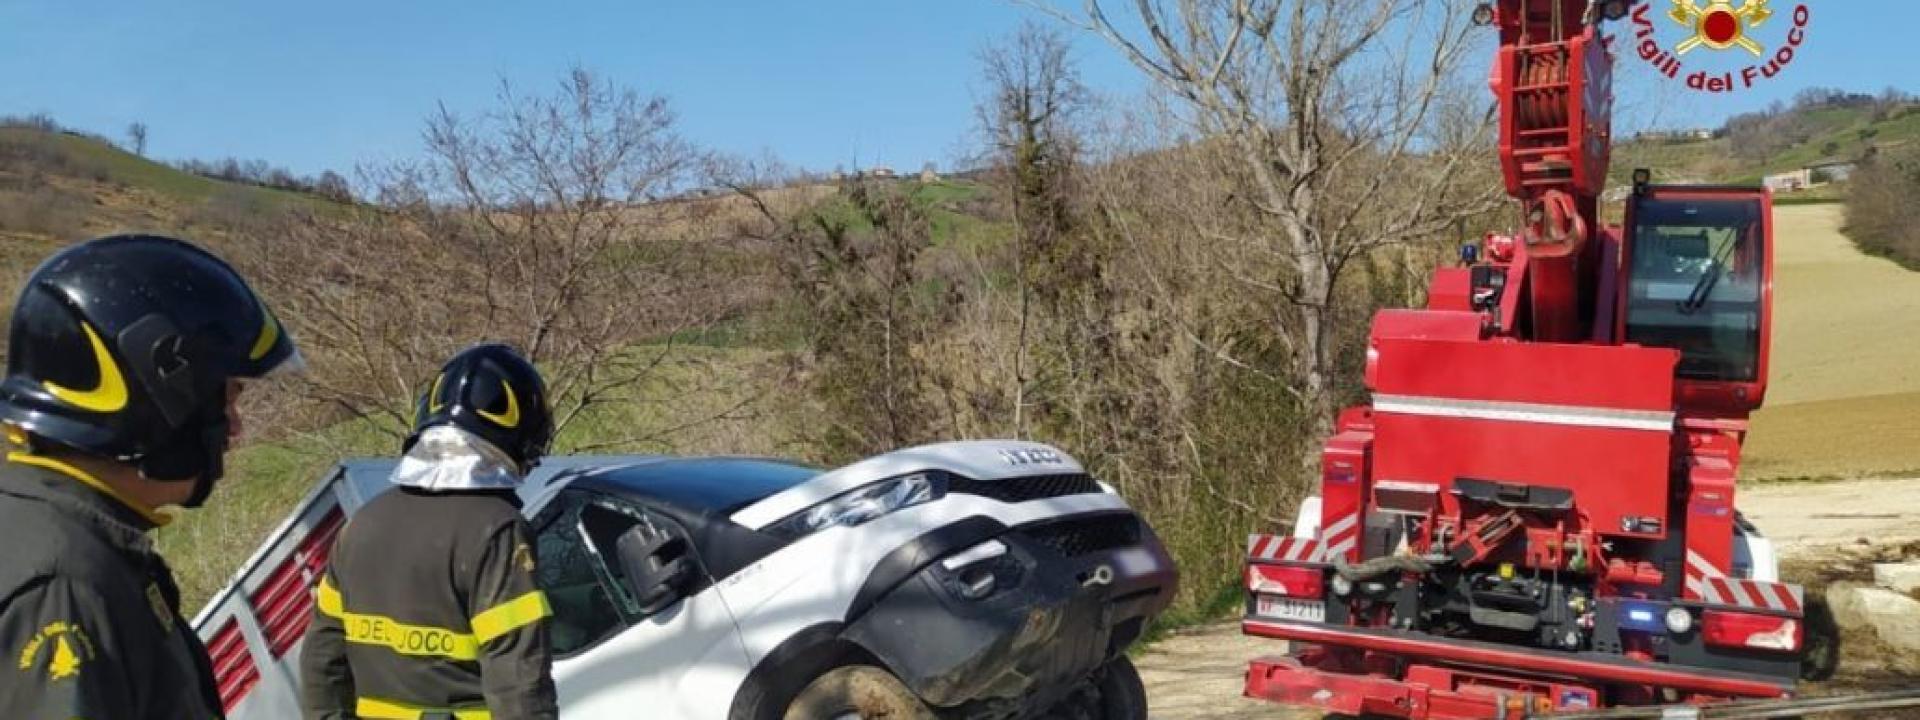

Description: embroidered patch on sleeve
[16,621,97,682]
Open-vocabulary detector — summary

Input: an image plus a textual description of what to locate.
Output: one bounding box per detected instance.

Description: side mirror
[613,522,692,616]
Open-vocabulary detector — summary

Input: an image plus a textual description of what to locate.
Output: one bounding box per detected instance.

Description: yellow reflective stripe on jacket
[469,590,551,645]
[356,696,492,719]
[312,581,545,659]
[338,609,480,661]
[316,576,344,618]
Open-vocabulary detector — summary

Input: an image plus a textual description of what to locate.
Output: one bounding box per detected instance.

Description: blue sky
[1,1,1909,177]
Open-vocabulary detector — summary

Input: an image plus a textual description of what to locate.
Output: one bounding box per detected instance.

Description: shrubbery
[1845,147,1920,270]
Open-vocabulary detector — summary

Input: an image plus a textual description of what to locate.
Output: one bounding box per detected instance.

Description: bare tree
[976,22,1091,437]
[1027,0,1501,440]
[241,68,743,452]
[313,170,353,203]
[126,122,147,156]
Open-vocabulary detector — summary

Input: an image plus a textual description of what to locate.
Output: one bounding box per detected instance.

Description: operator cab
[1619,181,1773,415]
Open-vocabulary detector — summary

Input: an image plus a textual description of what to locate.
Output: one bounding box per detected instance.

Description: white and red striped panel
[1320,511,1360,561]
[1685,549,1804,614]
[1247,534,1324,564]
[1247,509,1362,565]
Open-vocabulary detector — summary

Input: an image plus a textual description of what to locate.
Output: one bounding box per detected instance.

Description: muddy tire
[1800,591,1841,681]
[1039,656,1149,720]
[782,665,936,720]
[1094,656,1148,719]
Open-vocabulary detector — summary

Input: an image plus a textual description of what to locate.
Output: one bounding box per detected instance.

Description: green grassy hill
[0,126,346,357]
[1611,102,1920,188]
[0,127,329,206]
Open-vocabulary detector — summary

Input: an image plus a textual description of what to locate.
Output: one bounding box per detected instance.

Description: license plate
[1255,595,1325,622]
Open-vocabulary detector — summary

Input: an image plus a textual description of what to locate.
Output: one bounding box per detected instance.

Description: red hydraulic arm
[1486,0,1626,342]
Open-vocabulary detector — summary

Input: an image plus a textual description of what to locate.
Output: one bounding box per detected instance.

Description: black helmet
[407,344,552,472]
[0,234,300,505]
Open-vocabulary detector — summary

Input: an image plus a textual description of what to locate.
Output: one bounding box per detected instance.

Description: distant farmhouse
[1764,158,1858,193]
[1634,128,1717,143]
[1808,159,1856,183]
[823,164,939,183]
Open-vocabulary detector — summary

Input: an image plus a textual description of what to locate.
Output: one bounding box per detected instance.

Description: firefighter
[0,234,302,718]
[300,343,558,720]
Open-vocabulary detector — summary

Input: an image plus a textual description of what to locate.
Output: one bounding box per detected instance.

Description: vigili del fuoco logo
[1629,0,1811,94]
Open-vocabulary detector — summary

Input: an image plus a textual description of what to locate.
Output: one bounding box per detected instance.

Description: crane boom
[1489,0,1618,343]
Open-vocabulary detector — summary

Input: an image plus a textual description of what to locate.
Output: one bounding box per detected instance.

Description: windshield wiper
[1679,235,1739,315]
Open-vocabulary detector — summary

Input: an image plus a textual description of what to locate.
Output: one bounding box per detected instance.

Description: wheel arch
[726,621,882,720]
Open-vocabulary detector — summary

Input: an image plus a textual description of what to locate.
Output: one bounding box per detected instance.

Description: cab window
[1624,196,1765,382]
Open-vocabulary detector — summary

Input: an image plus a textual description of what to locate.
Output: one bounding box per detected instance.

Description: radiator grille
[1021,513,1142,557]
[949,473,1102,503]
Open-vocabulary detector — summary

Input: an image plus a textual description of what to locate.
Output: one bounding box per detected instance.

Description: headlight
[767,472,943,538]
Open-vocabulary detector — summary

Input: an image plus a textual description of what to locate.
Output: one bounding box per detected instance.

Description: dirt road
[1135,622,1318,720]
[1738,476,1920,549]
[1135,476,1920,718]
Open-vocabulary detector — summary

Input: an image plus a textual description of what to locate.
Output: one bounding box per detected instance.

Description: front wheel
[1094,656,1148,719]
[783,665,936,720]
[1042,656,1149,720]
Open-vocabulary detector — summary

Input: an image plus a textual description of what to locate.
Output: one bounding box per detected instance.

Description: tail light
[1247,564,1324,600]
[1701,610,1801,653]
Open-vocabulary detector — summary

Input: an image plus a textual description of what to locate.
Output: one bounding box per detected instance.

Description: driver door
[529,489,753,719]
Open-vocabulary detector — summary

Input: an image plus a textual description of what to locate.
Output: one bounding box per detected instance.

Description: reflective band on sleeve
[316,577,344,618]
[469,590,552,646]
[356,696,493,719]
[339,611,479,661]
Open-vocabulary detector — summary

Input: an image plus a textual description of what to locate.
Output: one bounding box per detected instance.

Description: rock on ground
[1827,582,1920,655]
[1873,562,1920,595]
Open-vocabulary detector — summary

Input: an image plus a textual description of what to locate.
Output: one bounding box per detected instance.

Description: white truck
[194,440,1177,719]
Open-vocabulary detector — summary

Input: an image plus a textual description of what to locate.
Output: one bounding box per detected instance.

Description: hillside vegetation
[0,114,815,605]
[1611,90,1920,188]
[1844,144,1920,270]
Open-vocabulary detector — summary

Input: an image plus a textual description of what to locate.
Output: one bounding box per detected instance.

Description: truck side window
[529,492,626,656]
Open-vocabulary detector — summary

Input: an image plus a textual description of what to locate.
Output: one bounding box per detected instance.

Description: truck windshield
[1624,196,1765,382]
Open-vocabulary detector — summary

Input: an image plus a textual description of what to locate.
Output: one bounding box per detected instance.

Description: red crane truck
[1239,1,1814,716]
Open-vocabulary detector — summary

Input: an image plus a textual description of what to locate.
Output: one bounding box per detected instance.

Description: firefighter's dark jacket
[0,455,225,719]
[300,486,557,720]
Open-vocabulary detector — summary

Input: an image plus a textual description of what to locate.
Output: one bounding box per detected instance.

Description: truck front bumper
[1243,619,1794,718]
